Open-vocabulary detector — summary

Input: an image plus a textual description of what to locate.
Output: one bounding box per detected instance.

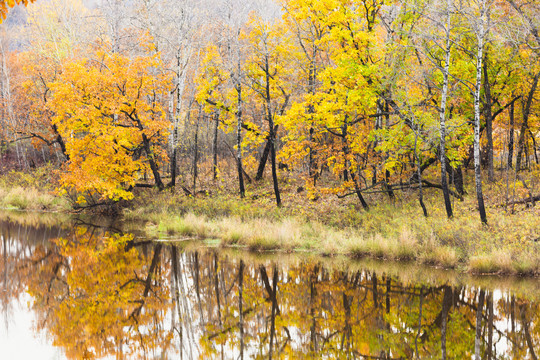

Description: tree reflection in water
[0,219,539,359]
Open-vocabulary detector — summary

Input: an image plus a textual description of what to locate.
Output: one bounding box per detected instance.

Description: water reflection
[0,218,539,359]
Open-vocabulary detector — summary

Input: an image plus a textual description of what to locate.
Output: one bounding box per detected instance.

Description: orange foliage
[48,48,172,201]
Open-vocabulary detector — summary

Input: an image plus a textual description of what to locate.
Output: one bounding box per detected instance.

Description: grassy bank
[0,165,69,212]
[137,210,539,275]
[124,181,539,276]
[1,166,539,276]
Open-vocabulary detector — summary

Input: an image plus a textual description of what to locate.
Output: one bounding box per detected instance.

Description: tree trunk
[516,73,539,170]
[473,1,488,224]
[342,123,368,210]
[212,112,219,180]
[508,100,515,168]
[529,129,539,164]
[483,57,494,181]
[255,125,279,181]
[439,6,453,219]
[264,54,281,206]
[453,165,464,196]
[169,95,178,187]
[384,170,395,199]
[308,58,318,185]
[142,133,164,190]
[235,78,245,198]
[171,49,188,188]
[192,109,200,194]
[51,124,69,161]
[255,135,271,181]
[351,170,369,210]
[413,115,428,216]
[309,125,318,185]
[269,131,281,207]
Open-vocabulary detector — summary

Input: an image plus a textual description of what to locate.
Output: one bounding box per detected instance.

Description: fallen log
[503,194,540,207]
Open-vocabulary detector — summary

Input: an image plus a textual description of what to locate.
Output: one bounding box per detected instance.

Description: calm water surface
[0,215,539,359]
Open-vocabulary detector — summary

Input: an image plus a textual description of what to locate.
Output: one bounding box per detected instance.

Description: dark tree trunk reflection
[440,286,453,360]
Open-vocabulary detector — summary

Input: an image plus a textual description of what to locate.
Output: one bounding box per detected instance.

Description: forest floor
[1,164,539,276]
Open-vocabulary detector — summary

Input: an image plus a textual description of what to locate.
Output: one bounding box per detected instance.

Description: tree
[244,13,292,206]
[133,0,200,188]
[9,0,95,163]
[470,0,491,224]
[48,47,172,202]
[422,0,456,219]
[506,0,540,171]
[280,0,328,185]
[197,2,255,199]
[282,0,387,210]
[197,42,249,198]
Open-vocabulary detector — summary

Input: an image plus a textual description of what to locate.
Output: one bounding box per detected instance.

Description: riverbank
[1,167,539,276]
[124,169,539,276]
[127,191,539,276]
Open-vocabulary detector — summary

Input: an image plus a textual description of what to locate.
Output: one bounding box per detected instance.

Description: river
[0,213,538,359]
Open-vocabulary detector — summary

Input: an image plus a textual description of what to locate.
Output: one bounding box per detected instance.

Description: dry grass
[160,213,210,237]
[0,165,69,212]
[0,186,68,211]
[140,209,539,275]
[217,217,303,251]
[469,250,514,274]
[422,246,459,268]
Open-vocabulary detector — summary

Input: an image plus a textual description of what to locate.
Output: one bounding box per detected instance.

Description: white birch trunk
[170,35,192,186]
[439,0,453,218]
[473,0,488,224]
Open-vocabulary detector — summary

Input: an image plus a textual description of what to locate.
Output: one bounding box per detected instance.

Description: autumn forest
[0,0,538,220]
[0,0,539,359]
